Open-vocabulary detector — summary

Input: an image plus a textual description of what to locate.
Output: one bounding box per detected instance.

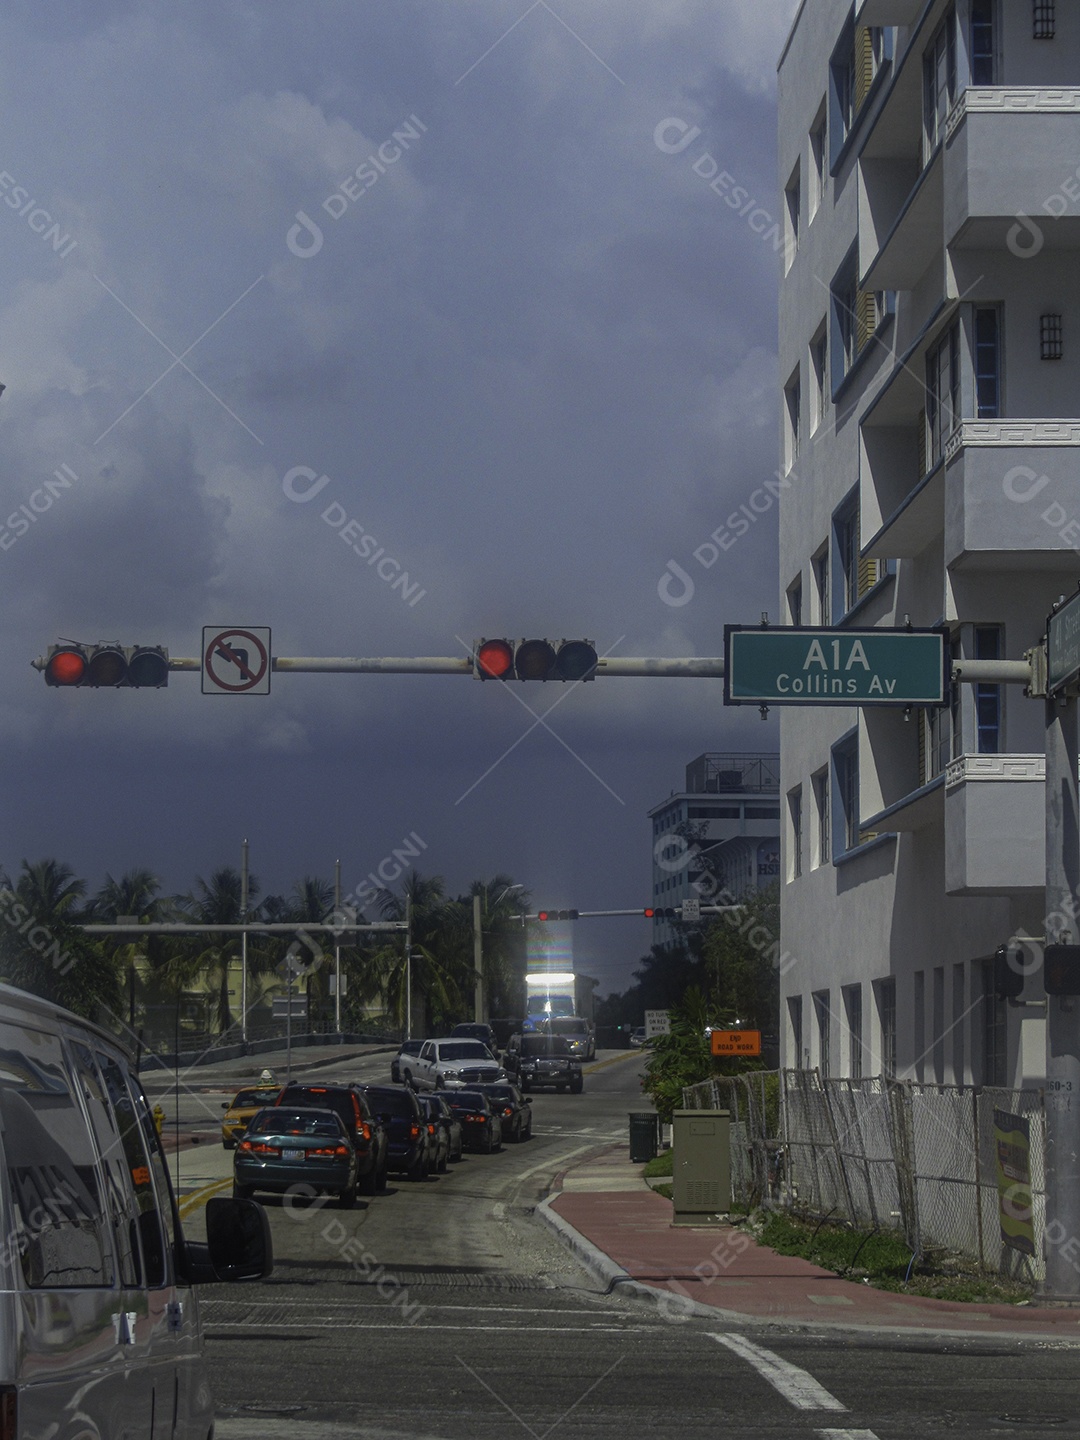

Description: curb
[534,1192,1080,1347]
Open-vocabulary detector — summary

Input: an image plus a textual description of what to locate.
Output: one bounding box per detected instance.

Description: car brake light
[310,1145,351,1157]
[358,1122,372,1142]
[239,1141,279,1155]
[409,1122,421,1138]
[503,1107,512,1116]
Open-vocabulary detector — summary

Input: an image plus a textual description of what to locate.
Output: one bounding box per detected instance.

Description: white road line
[204,1322,651,1332]
[708,1333,847,1413]
[816,1431,881,1439]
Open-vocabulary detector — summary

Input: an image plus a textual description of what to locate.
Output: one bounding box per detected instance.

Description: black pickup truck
[503,1033,583,1093]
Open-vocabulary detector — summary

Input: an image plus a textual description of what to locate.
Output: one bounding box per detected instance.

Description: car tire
[337,1183,357,1210]
[223,1139,235,1150]
[435,1075,445,1090]
[407,1158,425,1182]
[376,1162,389,1192]
[402,1069,413,1087]
[438,1151,448,1173]
[571,1077,584,1094]
[482,1132,493,1154]
[233,1183,253,1199]
[358,1164,377,1197]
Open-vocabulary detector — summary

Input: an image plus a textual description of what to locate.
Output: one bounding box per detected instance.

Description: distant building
[648,753,780,946]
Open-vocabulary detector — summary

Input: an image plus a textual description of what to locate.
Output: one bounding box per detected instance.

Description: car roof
[0,980,135,1059]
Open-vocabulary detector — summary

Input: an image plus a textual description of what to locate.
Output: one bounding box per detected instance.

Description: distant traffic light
[43,643,169,688]
[993,945,1026,1000]
[1044,945,1080,996]
[536,909,579,921]
[644,907,681,920]
[472,638,598,681]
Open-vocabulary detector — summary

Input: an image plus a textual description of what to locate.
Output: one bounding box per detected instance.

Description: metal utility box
[671,1109,731,1225]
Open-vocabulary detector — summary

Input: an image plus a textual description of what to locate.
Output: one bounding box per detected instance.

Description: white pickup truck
[406,1038,506,1090]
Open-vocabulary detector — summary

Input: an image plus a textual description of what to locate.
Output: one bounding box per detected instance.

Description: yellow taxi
[221,1085,282,1149]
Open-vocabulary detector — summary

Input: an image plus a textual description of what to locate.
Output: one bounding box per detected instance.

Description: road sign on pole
[202,626,271,695]
[1047,589,1080,697]
[724,626,948,707]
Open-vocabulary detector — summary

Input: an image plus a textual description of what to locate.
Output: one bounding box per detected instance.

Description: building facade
[649,753,780,946]
[778,0,1077,1085]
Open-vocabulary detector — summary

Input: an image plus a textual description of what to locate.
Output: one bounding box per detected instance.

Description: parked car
[0,981,271,1440]
[361,1083,429,1180]
[504,1033,584,1093]
[450,1021,499,1053]
[235,1107,360,1207]
[543,1015,596,1061]
[275,1083,388,1194]
[221,1084,282,1148]
[407,1038,507,1090]
[417,1094,453,1171]
[444,1089,503,1152]
[391,1038,425,1083]
[477,1082,532,1141]
[423,1091,464,1163]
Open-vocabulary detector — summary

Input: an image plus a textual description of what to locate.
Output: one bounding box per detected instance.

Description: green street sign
[724,626,948,707]
[1047,589,1080,697]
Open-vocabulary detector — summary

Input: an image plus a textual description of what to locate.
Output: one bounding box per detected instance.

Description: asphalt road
[172,1048,1080,1440]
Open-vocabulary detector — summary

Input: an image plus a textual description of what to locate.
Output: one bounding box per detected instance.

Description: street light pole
[240,838,249,1047]
[473,893,483,1025]
[405,894,413,1041]
[334,858,342,1036]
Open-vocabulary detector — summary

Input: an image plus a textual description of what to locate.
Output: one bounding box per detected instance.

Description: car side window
[69,1040,141,1286]
[96,1052,168,1288]
[420,1042,434,1061]
[0,1019,112,1289]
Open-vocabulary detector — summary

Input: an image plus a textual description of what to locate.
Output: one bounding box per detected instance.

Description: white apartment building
[778,0,1078,1087]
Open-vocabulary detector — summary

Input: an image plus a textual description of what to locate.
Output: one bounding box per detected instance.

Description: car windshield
[366,1089,416,1117]
[250,1109,343,1137]
[481,1086,516,1103]
[438,1042,493,1061]
[521,1036,572,1057]
[231,1087,280,1107]
[400,1041,424,1056]
[548,1019,588,1036]
[447,1091,487,1111]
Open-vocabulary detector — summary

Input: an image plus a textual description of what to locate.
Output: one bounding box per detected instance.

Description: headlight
[495,1068,507,1079]
[443,1069,459,1078]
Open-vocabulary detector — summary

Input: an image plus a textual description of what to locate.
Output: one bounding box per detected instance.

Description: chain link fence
[683,1070,1045,1280]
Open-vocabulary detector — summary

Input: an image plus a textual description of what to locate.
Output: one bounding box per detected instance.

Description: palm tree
[467,875,530,1017]
[91,868,163,1031]
[17,858,86,922]
[374,872,459,1036]
[172,866,259,1035]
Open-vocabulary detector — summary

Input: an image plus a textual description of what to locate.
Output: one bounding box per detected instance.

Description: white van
[0,982,272,1439]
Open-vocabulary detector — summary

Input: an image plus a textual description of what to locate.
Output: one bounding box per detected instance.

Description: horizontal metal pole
[35,651,729,677]
[951,659,1033,684]
[80,922,406,935]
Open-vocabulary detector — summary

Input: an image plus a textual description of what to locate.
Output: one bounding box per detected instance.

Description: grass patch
[652,1183,673,1200]
[753,1211,1034,1305]
[643,1149,673,1178]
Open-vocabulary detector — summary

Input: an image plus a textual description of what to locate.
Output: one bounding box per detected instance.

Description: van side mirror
[204,1196,273,1281]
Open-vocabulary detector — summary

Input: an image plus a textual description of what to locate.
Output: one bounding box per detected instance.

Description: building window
[981,959,1007,1086]
[926,320,960,467]
[843,985,863,1079]
[835,497,859,616]
[784,164,800,271]
[812,543,829,623]
[809,105,827,218]
[787,576,803,627]
[788,995,804,1069]
[1041,312,1063,361]
[814,991,832,1078]
[975,625,1002,753]
[1033,1,1056,41]
[812,766,830,866]
[830,22,857,165]
[784,368,801,472]
[876,979,896,1079]
[832,252,859,387]
[971,1,997,83]
[833,736,859,854]
[810,323,829,433]
[923,7,957,163]
[788,786,803,880]
[974,307,1002,416]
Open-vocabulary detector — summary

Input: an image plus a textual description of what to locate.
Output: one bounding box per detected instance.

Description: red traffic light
[536,909,578,921]
[475,638,514,679]
[44,647,87,686]
[643,908,654,918]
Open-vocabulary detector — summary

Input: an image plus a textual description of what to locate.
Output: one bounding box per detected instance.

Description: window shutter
[857,555,880,597]
[918,709,928,785]
[856,288,877,352]
[855,26,875,110]
[916,409,927,476]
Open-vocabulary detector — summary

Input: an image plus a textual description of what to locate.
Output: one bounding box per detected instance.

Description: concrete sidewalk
[540,1143,1080,1342]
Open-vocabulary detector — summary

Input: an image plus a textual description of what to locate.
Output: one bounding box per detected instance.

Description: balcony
[943,422,1080,570]
[945,90,1080,254]
[944,755,1044,896]
[856,0,923,22]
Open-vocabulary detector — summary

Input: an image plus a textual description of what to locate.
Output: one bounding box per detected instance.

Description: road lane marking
[816,1432,881,1439]
[707,1333,847,1413]
[203,1321,653,1332]
[178,1176,233,1218]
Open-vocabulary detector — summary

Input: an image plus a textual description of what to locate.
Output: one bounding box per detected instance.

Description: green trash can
[629,1111,659,1164]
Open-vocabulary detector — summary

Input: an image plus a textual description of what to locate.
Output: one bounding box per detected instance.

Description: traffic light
[472,638,598,681]
[43,643,169,688]
[644,907,681,920]
[536,909,579,921]
[993,945,1026,1000]
[1044,945,1080,996]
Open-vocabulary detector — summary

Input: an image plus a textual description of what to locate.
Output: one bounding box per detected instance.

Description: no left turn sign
[202,627,271,695]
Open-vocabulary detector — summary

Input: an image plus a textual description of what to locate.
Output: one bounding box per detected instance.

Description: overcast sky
[0,0,799,998]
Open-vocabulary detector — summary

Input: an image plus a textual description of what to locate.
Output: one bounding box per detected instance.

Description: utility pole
[405,893,413,1040]
[240,838,249,1048]
[334,858,342,1036]
[473,892,484,1025]
[1043,686,1080,1299]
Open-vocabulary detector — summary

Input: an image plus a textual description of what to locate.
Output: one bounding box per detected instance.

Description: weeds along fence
[682,1070,1045,1281]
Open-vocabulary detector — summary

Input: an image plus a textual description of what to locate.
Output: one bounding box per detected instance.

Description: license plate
[282,1148,304,1161]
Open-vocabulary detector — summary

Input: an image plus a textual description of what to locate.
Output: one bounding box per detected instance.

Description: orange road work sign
[710,1029,761,1057]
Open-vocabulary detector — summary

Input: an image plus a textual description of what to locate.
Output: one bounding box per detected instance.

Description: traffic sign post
[202,626,272,695]
[724,626,948,707]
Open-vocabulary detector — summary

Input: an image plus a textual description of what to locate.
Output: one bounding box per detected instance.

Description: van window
[70,1040,142,1286]
[0,1019,112,1288]
[124,1069,179,1263]
[96,1052,168,1287]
